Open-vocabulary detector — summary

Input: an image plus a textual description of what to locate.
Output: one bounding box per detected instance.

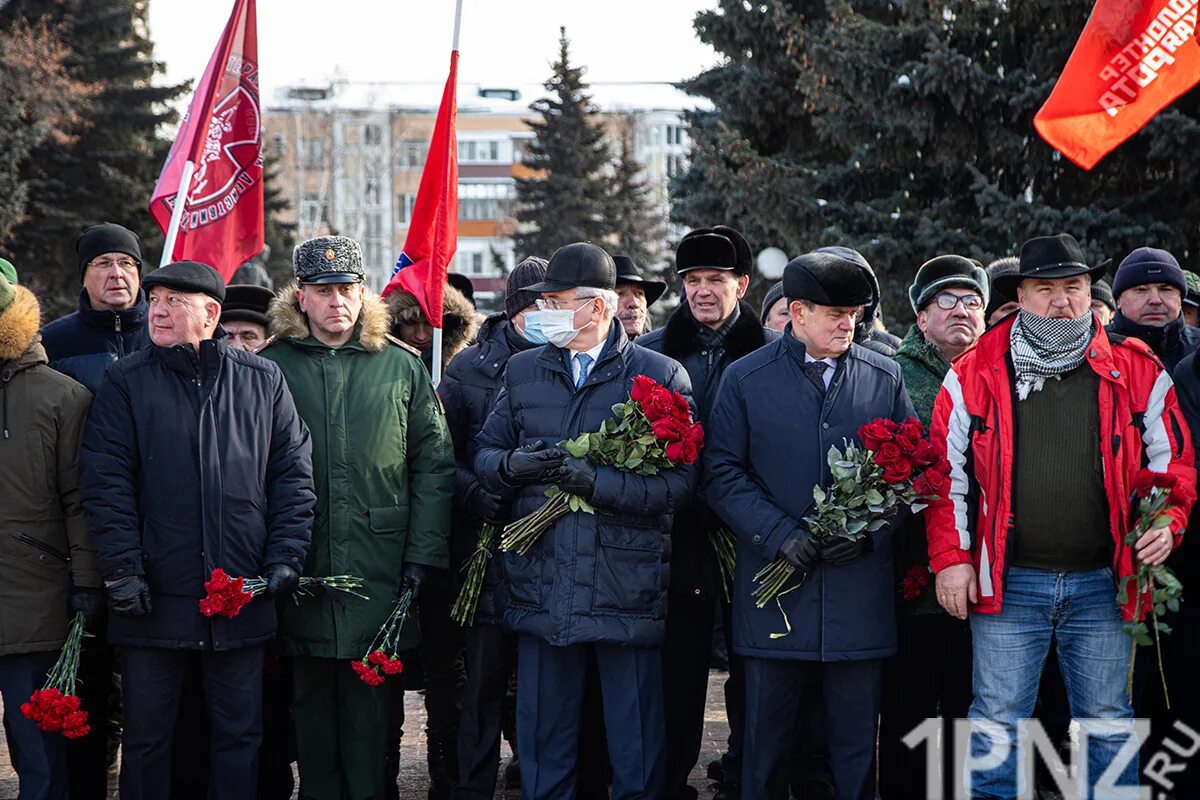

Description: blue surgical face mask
[519,310,549,345]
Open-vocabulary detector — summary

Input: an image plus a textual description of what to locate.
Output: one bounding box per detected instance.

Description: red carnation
[901,565,929,601]
[630,375,658,404]
[351,659,385,687]
[380,656,404,676]
[367,650,388,667]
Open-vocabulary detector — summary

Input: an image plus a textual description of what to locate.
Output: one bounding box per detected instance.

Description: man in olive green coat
[260,236,454,800]
[0,259,101,799]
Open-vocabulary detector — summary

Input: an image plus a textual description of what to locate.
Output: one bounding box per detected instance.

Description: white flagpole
[159,160,196,267]
[431,0,462,388]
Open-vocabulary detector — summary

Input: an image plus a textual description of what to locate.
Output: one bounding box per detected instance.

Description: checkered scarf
[1009,310,1093,400]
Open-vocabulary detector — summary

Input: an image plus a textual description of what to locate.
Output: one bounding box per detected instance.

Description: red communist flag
[1034,0,1200,170]
[380,50,459,328]
[150,0,263,280]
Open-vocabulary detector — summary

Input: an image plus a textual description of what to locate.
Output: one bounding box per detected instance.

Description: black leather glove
[263,564,301,597]
[777,531,821,573]
[68,587,106,626]
[105,576,152,617]
[401,563,425,601]
[500,441,566,485]
[548,457,596,499]
[821,534,872,566]
[468,483,507,523]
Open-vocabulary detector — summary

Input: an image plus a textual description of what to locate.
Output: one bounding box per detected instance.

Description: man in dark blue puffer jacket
[475,242,695,800]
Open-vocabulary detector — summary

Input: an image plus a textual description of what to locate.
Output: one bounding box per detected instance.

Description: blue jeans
[967,567,1139,800]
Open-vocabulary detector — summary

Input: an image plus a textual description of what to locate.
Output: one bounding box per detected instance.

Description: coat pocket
[592,520,664,615]
[8,530,70,581]
[368,505,409,535]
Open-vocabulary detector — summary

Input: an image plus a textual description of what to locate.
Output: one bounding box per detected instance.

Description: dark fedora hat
[993,233,1110,295]
[613,255,666,306]
[525,242,616,293]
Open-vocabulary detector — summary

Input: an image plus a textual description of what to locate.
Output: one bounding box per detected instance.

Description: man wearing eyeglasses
[41,223,151,396]
[37,222,151,800]
[879,255,988,800]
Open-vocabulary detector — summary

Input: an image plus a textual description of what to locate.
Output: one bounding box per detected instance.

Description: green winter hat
[0,258,16,313]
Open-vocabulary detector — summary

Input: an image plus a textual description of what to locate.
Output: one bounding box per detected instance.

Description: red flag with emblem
[379,50,459,328]
[150,0,263,279]
[1034,0,1200,170]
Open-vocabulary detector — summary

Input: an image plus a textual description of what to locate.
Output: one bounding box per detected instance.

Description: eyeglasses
[536,297,595,312]
[87,258,139,272]
[933,293,984,311]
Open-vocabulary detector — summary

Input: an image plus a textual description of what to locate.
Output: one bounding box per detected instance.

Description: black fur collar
[660,299,768,362]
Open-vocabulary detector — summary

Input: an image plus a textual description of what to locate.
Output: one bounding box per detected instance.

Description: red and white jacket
[925,314,1196,621]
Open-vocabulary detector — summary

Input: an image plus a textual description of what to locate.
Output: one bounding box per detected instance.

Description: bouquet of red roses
[1120,469,1194,702]
[21,612,91,739]
[500,375,703,556]
[753,417,950,635]
[199,568,368,618]
[351,587,414,686]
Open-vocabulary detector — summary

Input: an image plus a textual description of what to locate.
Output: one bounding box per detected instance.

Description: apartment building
[264,80,695,302]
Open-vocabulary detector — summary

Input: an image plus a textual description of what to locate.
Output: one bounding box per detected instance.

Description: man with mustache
[879,255,988,800]
[612,255,666,340]
[1107,247,1200,371]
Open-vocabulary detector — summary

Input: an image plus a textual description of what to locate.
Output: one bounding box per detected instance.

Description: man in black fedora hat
[475,241,696,798]
[613,254,666,340]
[704,251,916,800]
[637,226,779,799]
[926,233,1195,799]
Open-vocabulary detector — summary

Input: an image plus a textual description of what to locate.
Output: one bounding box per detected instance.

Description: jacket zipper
[16,533,68,561]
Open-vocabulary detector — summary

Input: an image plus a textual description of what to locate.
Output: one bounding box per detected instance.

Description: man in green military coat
[260,235,454,800]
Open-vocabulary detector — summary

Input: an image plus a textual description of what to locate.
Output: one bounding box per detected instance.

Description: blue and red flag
[380,50,460,328]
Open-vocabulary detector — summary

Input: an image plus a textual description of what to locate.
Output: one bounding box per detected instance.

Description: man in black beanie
[440,256,548,798]
[705,251,916,800]
[638,226,779,800]
[1107,246,1200,371]
[79,260,316,800]
[1089,279,1116,325]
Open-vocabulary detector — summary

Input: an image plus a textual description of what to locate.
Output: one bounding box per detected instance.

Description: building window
[397,193,416,224]
[458,181,514,221]
[365,213,382,239]
[456,251,485,276]
[398,141,426,169]
[271,134,287,156]
[459,139,503,164]
[365,177,381,206]
[666,154,686,179]
[364,124,382,146]
[299,138,326,170]
[665,125,686,146]
[300,193,322,226]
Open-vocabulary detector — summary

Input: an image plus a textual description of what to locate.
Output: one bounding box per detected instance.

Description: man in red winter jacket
[925,233,1195,799]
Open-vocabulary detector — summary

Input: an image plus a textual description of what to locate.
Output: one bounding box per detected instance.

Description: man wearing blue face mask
[439,255,549,797]
[475,242,696,799]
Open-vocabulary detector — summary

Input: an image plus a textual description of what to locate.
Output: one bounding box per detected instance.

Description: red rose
[688,422,705,449]
[881,459,913,484]
[1133,469,1159,497]
[652,415,687,442]
[858,419,896,451]
[899,418,925,441]
[670,390,691,418]
[630,375,659,404]
[642,386,676,422]
[913,467,949,498]
[873,442,903,467]
[666,436,699,465]
[910,439,940,468]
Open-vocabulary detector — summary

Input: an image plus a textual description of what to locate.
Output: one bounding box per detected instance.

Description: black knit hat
[1091,279,1116,312]
[76,223,142,281]
[220,284,273,327]
[760,281,786,324]
[985,256,1020,318]
[783,252,874,307]
[1112,247,1187,298]
[142,261,226,304]
[908,255,990,314]
[506,256,549,318]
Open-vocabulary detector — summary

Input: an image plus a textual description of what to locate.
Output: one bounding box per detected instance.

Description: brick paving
[0,672,730,799]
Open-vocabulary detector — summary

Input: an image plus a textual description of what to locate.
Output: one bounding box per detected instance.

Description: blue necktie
[574,353,593,390]
[804,360,828,395]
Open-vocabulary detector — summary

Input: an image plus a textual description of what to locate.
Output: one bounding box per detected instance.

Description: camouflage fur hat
[1184,270,1200,308]
[294,235,366,284]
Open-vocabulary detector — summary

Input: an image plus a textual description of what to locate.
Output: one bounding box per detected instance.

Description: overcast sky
[149,0,721,106]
